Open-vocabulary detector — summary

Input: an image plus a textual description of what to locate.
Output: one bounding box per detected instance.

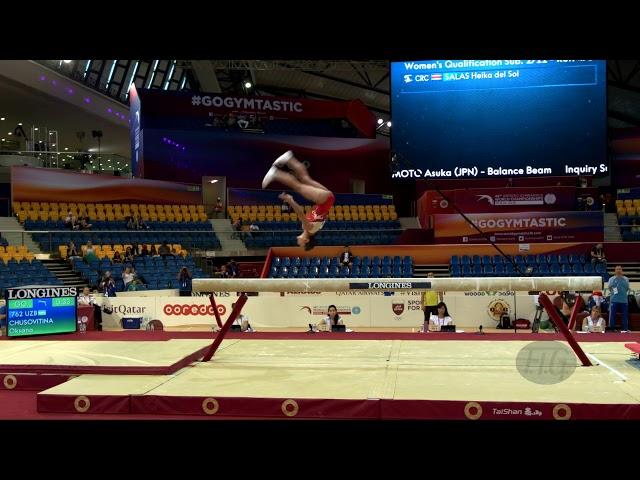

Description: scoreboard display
[5,287,77,337]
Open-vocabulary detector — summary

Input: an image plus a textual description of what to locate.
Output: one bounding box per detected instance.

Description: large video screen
[390,60,607,179]
[5,287,77,337]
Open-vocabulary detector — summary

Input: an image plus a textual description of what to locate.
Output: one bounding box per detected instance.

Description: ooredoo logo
[163,304,226,316]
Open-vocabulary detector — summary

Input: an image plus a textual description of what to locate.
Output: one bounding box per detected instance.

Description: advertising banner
[433,211,603,243]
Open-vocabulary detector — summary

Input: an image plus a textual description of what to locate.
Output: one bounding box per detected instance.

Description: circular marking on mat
[202,398,219,415]
[3,375,17,390]
[464,401,482,420]
[282,399,299,417]
[74,396,90,413]
[516,341,577,385]
[553,403,571,420]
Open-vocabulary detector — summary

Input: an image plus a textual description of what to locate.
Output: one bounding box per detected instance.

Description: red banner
[434,211,603,244]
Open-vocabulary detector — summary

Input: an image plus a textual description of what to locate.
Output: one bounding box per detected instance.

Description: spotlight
[244,81,252,89]
[386,121,392,128]
[377,118,383,125]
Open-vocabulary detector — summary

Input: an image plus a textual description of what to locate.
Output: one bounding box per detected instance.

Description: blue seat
[299,266,309,277]
[494,264,505,276]
[583,263,594,274]
[460,255,471,265]
[547,254,558,264]
[350,266,361,277]
[561,264,572,275]
[472,255,482,265]
[361,265,371,277]
[483,265,494,276]
[538,264,550,276]
[371,265,381,277]
[594,263,607,274]
[462,265,472,277]
[558,254,569,265]
[569,254,581,265]
[450,255,460,265]
[572,263,584,274]
[492,255,503,265]
[482,255,492,265]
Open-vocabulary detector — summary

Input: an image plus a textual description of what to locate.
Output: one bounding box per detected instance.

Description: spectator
[232,302,254,332]
[77,286,95,306]
[171,247,181,257]
[112,250,123,264]
[420,272,444,331]
[79,216,92,230]
[67,241,80,258]
[137,217,149,230]
[219,264,230,278]
[83,241,98,262]
[177,267,193,296]
[64,210,74,229]
[150,245,160,257]
[158,241,171,257]
[232,218,242,239]
[608,265,630,332]
[422,302,453,332]
[340,245,352,267]
[122,266,135,289]
[123,247,134,264]
[140,244,150,256]
[99,272,117,297]
[249,222,260,232]
[214,197,223,218]
[126,216,135,230]
[632,219,640,234]
[228,258,240,278]
[590,243,606,266]
[582,306,606,333]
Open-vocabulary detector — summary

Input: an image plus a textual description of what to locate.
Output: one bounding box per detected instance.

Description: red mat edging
[0,373,73,391]
[37,393,130,414]
[36,393,640,420]
[380,399,640,420]
[130,395,380,419]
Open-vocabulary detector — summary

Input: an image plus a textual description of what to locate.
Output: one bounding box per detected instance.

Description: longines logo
[7,287,77,299]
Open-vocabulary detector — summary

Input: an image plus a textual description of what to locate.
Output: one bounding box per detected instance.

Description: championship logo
[487,299,510,322]
[392,302,405,315]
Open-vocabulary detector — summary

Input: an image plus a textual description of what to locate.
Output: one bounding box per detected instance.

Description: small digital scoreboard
[5,287,78,337]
